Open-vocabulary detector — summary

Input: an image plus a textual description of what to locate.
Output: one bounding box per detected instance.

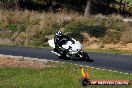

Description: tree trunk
[84,0,91,17]
[122,0,127,12]
[119,0,123,13]
[106,0,110,14]
[16,0,26,10]
[15,0,18,9]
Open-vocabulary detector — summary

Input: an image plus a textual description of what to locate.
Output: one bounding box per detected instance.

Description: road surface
[0,46,132,73]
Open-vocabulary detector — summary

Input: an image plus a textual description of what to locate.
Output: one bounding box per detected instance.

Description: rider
[54,30,72,56]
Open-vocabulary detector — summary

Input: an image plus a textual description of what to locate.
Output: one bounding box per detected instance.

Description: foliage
[0,0,131,16]
[0,0,17,9]
[102,29,122,43]
[32,31,48,47]
[64,15,125,44]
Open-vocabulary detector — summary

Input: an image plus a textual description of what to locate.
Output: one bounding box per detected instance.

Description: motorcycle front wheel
[77,51,94,62]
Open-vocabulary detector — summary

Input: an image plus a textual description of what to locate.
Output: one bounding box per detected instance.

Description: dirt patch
[81,32,132,51]
[84,43,132,51]
[82,37,132,50]
[0,56,55,68]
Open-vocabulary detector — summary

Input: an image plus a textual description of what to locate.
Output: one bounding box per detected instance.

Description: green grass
[0,62,132,88]
[86,49,132,55]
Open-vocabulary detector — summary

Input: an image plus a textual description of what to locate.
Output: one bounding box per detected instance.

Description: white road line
[120,72,123,74]
[76,64,131,75]
[90,67,95,69]
[108,70,112,72]
[113,71,118,73]
[96,68,100,70]
[86,66,90,68]
[125,73,129,75]
[102,69,106,71]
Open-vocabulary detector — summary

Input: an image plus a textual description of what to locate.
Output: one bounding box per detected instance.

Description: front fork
[76,50,84,59]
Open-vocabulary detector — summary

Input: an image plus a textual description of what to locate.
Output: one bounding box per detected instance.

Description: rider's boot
[63,49,71,57]
[53,48,62,56]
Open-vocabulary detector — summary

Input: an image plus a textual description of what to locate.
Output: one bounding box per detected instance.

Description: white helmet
[55,31,63,36]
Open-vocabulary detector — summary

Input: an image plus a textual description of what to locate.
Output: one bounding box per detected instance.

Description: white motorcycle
[48,38,94,62]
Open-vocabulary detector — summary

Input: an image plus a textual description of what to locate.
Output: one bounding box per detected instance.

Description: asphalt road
[0,46,132,74]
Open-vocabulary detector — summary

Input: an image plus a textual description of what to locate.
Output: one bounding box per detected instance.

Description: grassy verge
[85,49,132,55]
[0,62,131,88]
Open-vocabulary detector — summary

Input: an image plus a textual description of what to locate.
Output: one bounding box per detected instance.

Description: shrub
[64,15,126,44]
[31,31,48,47]
[16,18,29,32]
[66,32,84,42]
[102,29,122,44]
[65,22,106,38]
[121,29,132,44]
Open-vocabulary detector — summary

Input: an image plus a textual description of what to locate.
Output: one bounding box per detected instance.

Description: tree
[1,0,131,16]
[84,0,91,17]
[116,0,131,15]
[0,0,18,9]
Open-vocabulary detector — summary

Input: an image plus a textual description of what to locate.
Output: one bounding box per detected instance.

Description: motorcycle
[48,38,94,62]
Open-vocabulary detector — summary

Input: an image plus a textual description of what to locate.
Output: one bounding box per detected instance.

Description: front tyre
[78,51,94,62]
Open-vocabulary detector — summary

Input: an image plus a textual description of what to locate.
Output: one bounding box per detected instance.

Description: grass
[85,49,132,55]
[0,10,131,47]
[0,62,132,88]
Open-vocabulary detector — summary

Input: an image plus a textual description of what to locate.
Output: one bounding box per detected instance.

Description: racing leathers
[54,35,72,55]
